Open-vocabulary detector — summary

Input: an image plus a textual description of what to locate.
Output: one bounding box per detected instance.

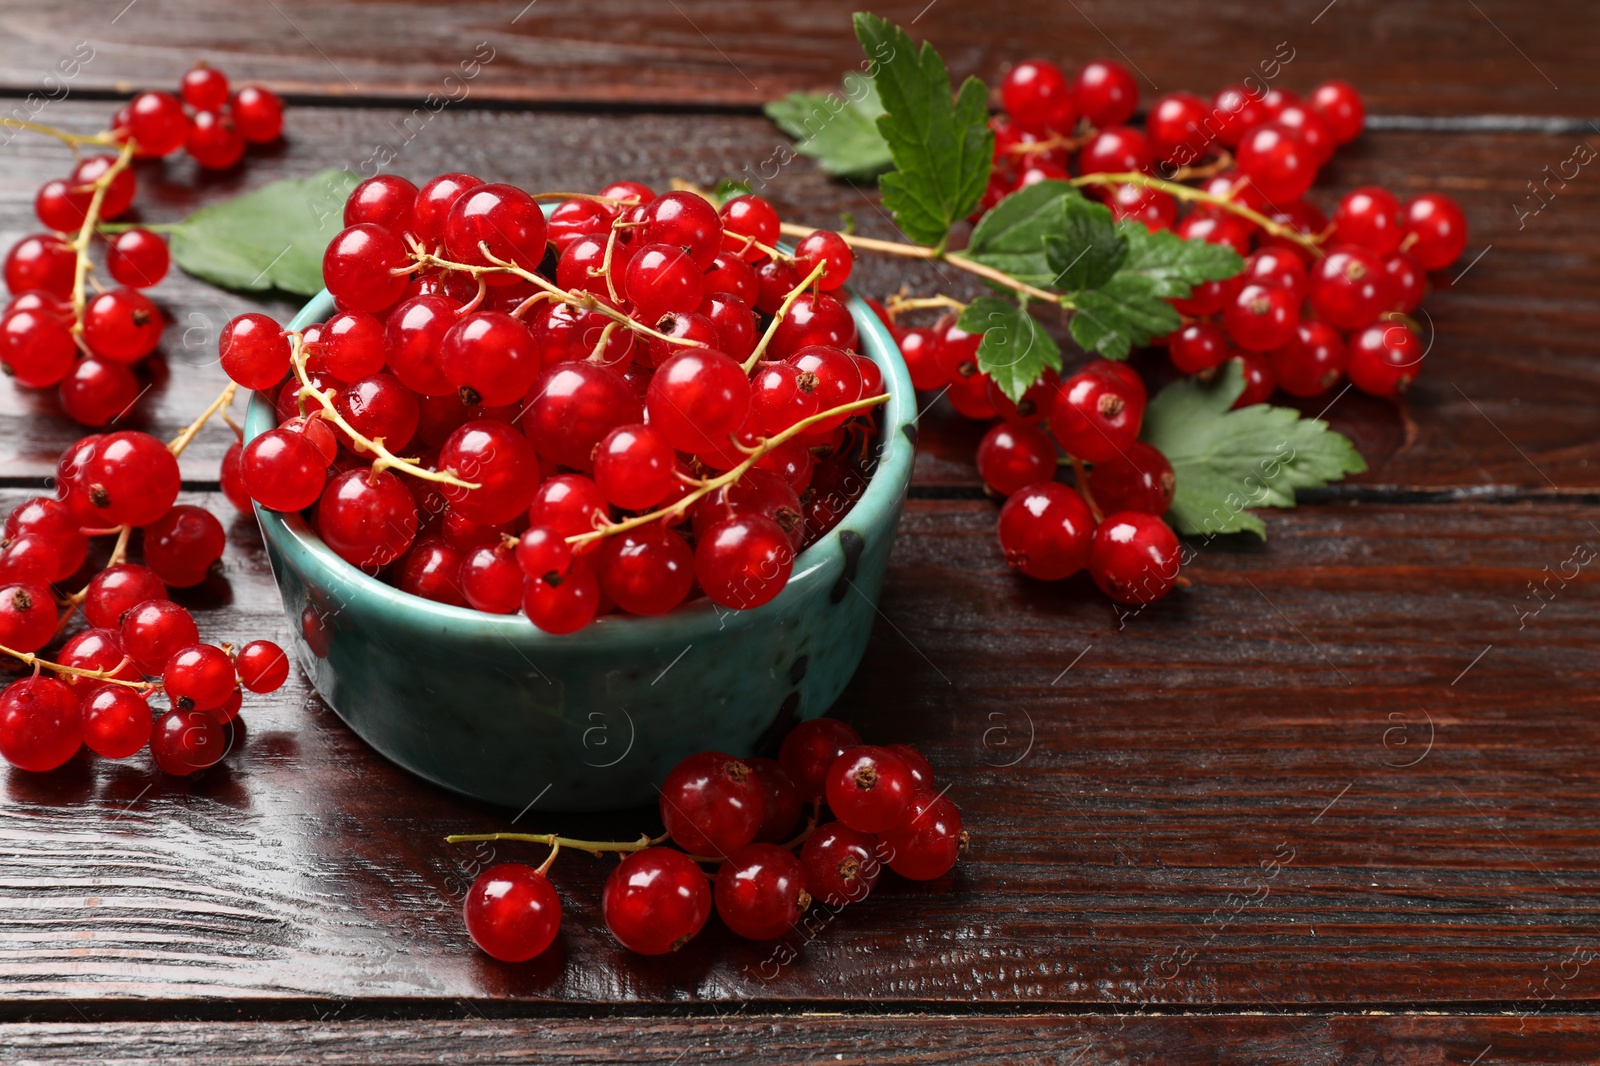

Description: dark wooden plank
[0,0,1587,114]
[5,1014,1599,1064]
[4,488,1599,1007]
[1,104,1596,493]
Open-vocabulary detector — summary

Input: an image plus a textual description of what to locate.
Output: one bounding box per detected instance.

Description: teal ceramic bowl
[246,286,915,812]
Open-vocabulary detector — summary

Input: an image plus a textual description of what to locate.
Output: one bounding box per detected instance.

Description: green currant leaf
[854,11,993,249]
[1045,197,1126,291]
[1141,361,1367,540]
[167,168,360,295]
[1068,274,1181,361]
[711,179,753,205]
[958,296,1062,403]
[962,179,1081,287]
[764,75,893,180]
[1113,219,1245,299]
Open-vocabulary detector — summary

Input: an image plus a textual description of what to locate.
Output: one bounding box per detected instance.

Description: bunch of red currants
[230,174,886,634]
[1,63,286,426]
[462,718,963,961]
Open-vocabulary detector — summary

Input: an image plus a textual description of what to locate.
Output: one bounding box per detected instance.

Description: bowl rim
[245,280,917,643]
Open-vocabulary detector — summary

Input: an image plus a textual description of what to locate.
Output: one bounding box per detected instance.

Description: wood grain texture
[5,1014,1599,1064]
[0,0,1586,115]
[3,489,1599,1009]
[2,105,1596,494]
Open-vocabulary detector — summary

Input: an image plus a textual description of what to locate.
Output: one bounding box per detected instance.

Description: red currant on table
[1270,321,1347,398]
[142,505,226,588]
[779,717,862,800]
[180,65,230,111]
[1334,186,1403,256]
[1169,321,1232,375]
[232,86,285,144]
[1347,320,1425,397]
[714,843,810,940]
[1223,281,1300,353]
[1089,512,1182,606]
[464,862,562,962]
[1087,442,1176,517]
[1230,351,1277,408]
[976,422,1057,497]
[800,821,881,907]
[659,751,766,858]
[1401,193,1469,270]
[1309,245,1390,330]
[1051,361,1146,464]
[601,848,712,955]
[825,745,915,834]
[149,707,228,776]
[1001,59,1075,133]
[237,640,290,693]
[879,788,965,880]
[82,287,163,362]
[106,229,171,288]
[0,677,82,771]
[746,756,803,843]
[1236,122,1316,202]
[996,481,1095,581]
[1309,80,1365,144]
[125,91,188,156]
[83,563,166,629]
[80,683,153,760]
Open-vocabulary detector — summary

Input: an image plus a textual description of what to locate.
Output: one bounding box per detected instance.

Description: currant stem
[1069,171,1323,255]
[885,294,968,316]
[564,392,890,549]
[444,830,670,859]
[287,332,482,490]
[741,260,827,373]
[167,383,238,458]
[775,222,1064,304]
[1068,455,1104,523]
[0,642,155,689]
[69,140,137,326]
[0,116,115,148]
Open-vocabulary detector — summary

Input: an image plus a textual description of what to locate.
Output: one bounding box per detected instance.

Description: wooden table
[4,2,1599,1061]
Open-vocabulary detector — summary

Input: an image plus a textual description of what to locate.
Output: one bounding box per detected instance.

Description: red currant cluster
[981,58,1467,401]
[229,175,888,633]
[1,427,289,775]
[459,718,963,961]
[1,64,286,426]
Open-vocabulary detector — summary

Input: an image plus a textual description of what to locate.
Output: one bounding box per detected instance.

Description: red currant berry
[825,745,914,834]
[547,197,615,251]
[120,598,198,675]
[125,91,187,156]
[698,292,759,363]
[83,563,166,630]
[1090,512,1181,605]
[1001,58,1075,132]
[996,481,1095,580]
[1073,59,1138,127]
[81,431,181,526]
[1078,126,1152,176]
[444,184,549,281]
[186,109,246,170]
[0,676,81,771]
[162,644,236,712]
[884,744,935,790]
[1223,280,1300,353]
[1,308,75,387]
[977,422,1056,497]
[219,313,290,389]
[768,291,856,358]
[522,361,640,470]
[58,356,139,427]
[529,475,609,540]
[522,555,600,634]
[715,843,809,940]
[597,524,694,616]
[1106,182,1179,230]
[1309,245,1390,330]
[0,583,57,652]
[106,229,170,288]
[232,86,285,144]
[149,707,228,775]
[67,158,133,222]
[1237,122,1316,202]
[455,541,519,614]
[1168,321,1232,375]
[1088,441,1176,516]
[384,295,457,396]
[720,194,780,261]
[57,628,139,688]
[1175,211,1253,257]
[779,718,861,800]
[624,243,704,323]
[82,288,162,363]
[1050,362,1146,463]
[317,468,419,570]
[1231,350,1277,407]
[241,428,327,512]
[323,224,410,313]
[6,234,75,298]
[593,423,677,510]
[345,174,418,235]
[142,505,225,589]
[1309,80,1365,144]
[1402,193,1468,270]
[702,252,759,307]
[0,533,59,586]
[35,178,91,232]
[747,756,803,843]
[1382,252,1426,315]
[394,536,466,607]
[179,63,230,108]
[1147,91,1214,168]
[464,862,562,962]
[640,190,722,270]
[601,847,712,955]
[694,514,795,610]
[793,230,854,292]
[692,468,805,551]
[439,310,541,407]
[645,347,750,454]
[660,750,766,857]
[515,525,573,582]
[879,789,965,880]
[1347,320,1425,397]
[799,821,881,906]
[1334,186,1403,256]
[4,497,86,574]
[432,419,537,526]
[1270,321,1347,398]
[410,174,482,246]
[220,439,250,513]
[80,683,153,759]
